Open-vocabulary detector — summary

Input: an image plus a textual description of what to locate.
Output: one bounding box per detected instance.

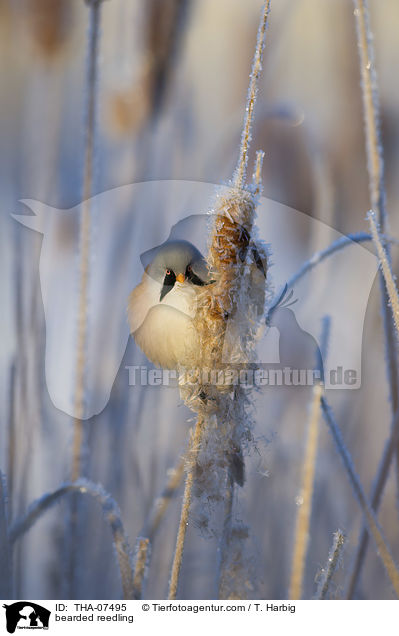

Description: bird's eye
[187,264,192,272]
[160,269,176,301]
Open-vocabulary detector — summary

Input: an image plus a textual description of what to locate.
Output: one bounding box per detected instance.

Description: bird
[128,236,267,369]
[128,237,267,487]
[127,239,214,369]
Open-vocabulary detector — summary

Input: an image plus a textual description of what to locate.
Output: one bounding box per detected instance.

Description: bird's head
[146,240,214,302]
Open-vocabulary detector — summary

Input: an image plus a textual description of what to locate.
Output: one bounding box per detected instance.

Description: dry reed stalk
[130,459,184,598]
[321,397,399,597]
[168,416,204,599]
[217,520,255,599]
[216,383,258,599]
[253,150,265,195]
[316,530,345,600]
[132,537,150,600]
[349,0,399,596]
[72,0,103,481]
[7,361,16,523]
[286,232,399,294]
[368,211,399,334]
[168,1,271,599]
[141,458,185,541]
[353,0,385,221]
[11,220,36,597]
[289,383,322,600]
[346,411,399,598]
[354,0,397,400]
[216,476,234,599]
[0,473,12,599]
[234,0,271,190]
[287,232,371,289]
[353,0,397,373]
[10,479,135,600]
[66,0,103,599]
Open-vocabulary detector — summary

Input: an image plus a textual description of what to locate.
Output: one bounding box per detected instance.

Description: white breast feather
[128,271,200,368]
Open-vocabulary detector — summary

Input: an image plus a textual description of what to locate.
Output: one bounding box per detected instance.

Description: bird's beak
[176,273,185,284]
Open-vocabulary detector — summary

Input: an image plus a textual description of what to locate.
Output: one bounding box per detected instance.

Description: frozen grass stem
[233,1,270,190]
[0,473,12,599]
[253,150,265,195]
[316,530,345,600]
[353,0,386,223]
[368,211,399,335]
[72,0,103,479]
[132,537,150,600]
[216,476,234,599]
[168,416,204,599]
[321,397,399,597]
[141,458,185,541]
[346,412,399,597]
[289,383,322,599]
[349,0,399,595]
[10,479,135,600]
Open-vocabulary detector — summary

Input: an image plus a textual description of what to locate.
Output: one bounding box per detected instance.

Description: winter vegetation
[1,0,399,600]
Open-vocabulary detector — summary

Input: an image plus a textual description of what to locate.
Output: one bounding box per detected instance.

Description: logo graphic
[2,603,50,633]
[12,180,377,418]
[263,284,324,382]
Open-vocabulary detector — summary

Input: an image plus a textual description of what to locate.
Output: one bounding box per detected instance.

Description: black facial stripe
[160,270,176,301]
[187,270,206,286]
[186,265,214,286]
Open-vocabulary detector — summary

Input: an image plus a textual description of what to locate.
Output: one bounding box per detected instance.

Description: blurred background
[1,0,399,600]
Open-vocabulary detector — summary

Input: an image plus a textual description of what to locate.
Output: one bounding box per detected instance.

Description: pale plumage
[127,240,212,368]
[128,237,267,487]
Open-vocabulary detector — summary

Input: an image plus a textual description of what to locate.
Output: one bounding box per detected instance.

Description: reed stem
[168,417,204,599]
[289,383,322,599]
[233,1,271,190]
[316,530,345,600]
[10,479,135,600]
[72,0,102,479]
[321,397,399,597]
[349,0,399,594]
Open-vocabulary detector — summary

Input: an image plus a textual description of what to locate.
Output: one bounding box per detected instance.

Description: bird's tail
[227,444,245,487]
